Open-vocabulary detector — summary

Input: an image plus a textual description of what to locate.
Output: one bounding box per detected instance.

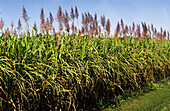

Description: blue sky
[0,0,170,34]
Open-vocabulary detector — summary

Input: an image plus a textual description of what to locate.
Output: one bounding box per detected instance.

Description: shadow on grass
[81,77,170,111]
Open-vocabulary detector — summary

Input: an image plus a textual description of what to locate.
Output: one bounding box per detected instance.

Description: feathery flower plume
[136,25,140,38]
[129,26,132,35]
[106,19,110,35]
[84,13,89,27]
[123,25,128,38]
[125,25,129,34]
[78,30,81,36]
[81,26,85,35]
[74,26,77,34]
[95,26,98,36]
[82,13,88,34]
[65,10,70,33]
[94,13,98,36]
[94,13,97,23]
[151,23,154,31]
[101,15,106,29]
[62,13,65,23]
[57,6,62,22]
[49,12,53,30]
[11,21,14,28]
[157,32,161,40]
[40,7,45,32]
[33,22,37,32]
[75,6,79,31]
[63,13,69,33]
[90,21,95,35]
[70,6,75,20]
[121,19,124,31]
[163,30,166,40]
[88,13,93,24]
[160,27,163,34]
[17,19,22,32]
[5,28,10,37]
[94,12,98,27]
[94,13,97,22]
[154,28,157,38]
[160,27,163,39]
[66,23,70,33]
[65,11,70,29]
[59,23,63,32]
[57,6,63,33]
[141,22,144,28]
[71,22,74,34]
[82,13,85,26]
[148,30,151,39]
[147,25,151,38]
[167,31,169,40]
[115,22,120,37]
[70,6,75,34]
[85,25,89,34]
[99,26,101,34]
[46,18,50,32]
[0,18,4,30]
[132,22,135,35]
[120,19,125,37]
[75,6,79,19]
[49,12,53,24]
[141,22,147,38]
[89,23,93,33]
[88,12,91,20]
[53,27,56,34]
[65,10,70,21]
[13,29,17,35]
[147,25,150,32]
[22,6,29,23]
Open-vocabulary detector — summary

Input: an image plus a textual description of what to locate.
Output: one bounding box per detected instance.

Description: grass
[0,6,170,110]
[104,77,170,111]
[1,77,169,111]
[0,34,169,110]
[0,101,1,110]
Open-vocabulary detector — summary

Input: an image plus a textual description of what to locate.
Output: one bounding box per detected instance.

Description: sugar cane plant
[0,5,170,111]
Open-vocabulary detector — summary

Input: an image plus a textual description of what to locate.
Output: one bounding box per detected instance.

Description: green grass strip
[104,78,170,111]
